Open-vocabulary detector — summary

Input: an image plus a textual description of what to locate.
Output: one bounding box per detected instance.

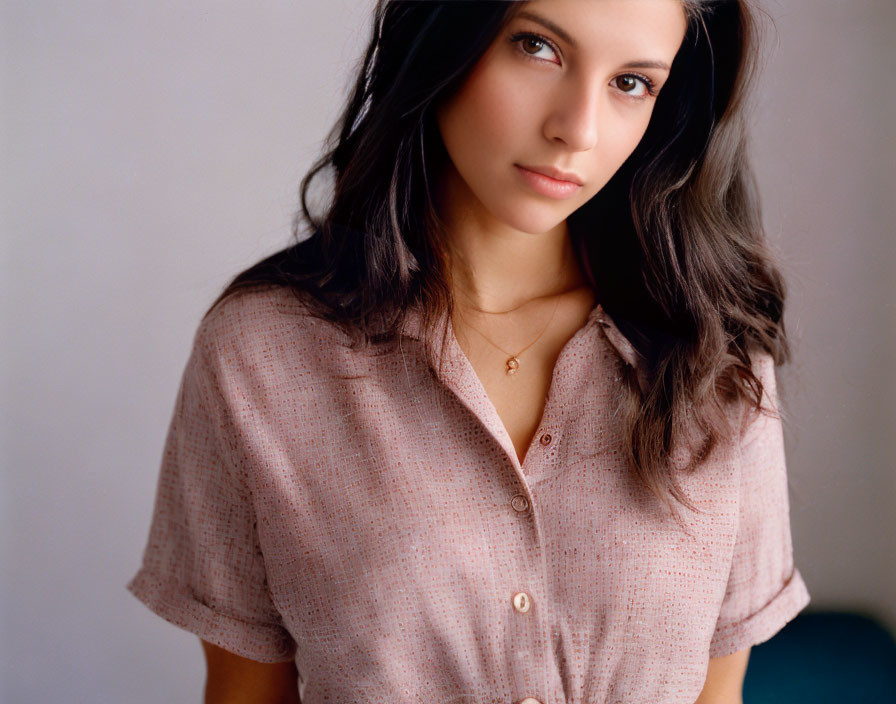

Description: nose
[543,78,601,152]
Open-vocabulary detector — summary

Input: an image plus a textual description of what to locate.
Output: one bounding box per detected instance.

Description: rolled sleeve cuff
[126,567,296,663]
[709,568,811,658]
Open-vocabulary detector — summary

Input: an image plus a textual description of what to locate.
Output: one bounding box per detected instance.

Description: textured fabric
[126,286,810,703]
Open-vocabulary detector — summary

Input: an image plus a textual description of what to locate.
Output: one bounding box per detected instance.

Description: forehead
[505,0,688,61]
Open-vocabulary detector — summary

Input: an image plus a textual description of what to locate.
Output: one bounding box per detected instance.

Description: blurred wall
[752,0,896,633]
[2,1,894,701]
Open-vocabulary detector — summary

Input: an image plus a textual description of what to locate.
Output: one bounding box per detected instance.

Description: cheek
[602,111,654,169]
[580,112,654,199]
[439,67,527,160]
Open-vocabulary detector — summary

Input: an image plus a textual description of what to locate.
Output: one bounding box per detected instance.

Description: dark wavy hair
[206,0,788,517]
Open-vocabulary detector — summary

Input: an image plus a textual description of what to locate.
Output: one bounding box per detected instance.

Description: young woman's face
[435,0,688,236]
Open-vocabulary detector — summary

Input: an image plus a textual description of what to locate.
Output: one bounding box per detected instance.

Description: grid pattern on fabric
[126,286,810,704]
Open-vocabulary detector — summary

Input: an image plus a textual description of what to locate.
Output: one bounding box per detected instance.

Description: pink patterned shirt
[127,286,810,703]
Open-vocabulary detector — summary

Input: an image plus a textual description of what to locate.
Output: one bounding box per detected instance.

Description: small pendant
[506,356,520,375]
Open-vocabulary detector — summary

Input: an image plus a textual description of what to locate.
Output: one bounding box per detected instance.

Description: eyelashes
[509,30,562,63]
[612,73,657,98]
[508,31,659,99]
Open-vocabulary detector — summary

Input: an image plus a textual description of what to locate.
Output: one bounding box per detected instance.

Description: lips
[514,165,583,200]
[516,164,584,186]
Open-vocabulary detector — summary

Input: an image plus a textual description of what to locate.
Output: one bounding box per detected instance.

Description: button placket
[526,428,560,476]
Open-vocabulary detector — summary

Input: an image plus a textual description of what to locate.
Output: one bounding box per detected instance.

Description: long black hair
[207,1,788,516]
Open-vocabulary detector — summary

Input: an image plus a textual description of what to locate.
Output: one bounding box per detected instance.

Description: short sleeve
[708,351,811,658]
[126,322,297,663]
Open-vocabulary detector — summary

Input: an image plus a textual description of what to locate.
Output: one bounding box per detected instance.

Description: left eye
[612,75,654,98]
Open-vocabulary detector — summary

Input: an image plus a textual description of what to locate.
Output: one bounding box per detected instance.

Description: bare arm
[199,637,748,704]
[200,639,301,704]
[693,647,751,704]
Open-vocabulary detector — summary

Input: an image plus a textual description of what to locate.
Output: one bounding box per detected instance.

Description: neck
[441,210,591,316]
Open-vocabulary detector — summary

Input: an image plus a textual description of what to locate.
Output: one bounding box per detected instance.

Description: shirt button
[512,591,531,613]
[539,432,552,446]
[510,494,529,513]
[519,698,542,704]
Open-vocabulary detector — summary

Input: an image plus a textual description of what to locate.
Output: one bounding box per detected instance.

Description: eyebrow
[513,9,672,73]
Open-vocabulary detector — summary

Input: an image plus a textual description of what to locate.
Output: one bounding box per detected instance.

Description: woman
[127,0,810,702]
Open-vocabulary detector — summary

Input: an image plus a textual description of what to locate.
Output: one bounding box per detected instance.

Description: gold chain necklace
[454,294,562,376]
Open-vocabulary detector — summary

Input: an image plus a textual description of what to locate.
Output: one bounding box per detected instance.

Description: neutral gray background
[2,1,894,701]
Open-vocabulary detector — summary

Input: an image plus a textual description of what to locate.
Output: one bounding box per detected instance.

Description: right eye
[509,31,561,65]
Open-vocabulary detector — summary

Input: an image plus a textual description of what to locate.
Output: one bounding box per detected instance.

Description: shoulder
[187,287,315,381]
[737,348,782,444]
[191,286,362,390]
[194,285,352,364]
[197,286,313,348]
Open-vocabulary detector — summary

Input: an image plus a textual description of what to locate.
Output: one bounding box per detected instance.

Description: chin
[495,203,571,235]
[506,219,566,236]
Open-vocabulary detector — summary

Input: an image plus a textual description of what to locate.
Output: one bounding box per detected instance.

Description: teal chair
[743,611,896,703]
